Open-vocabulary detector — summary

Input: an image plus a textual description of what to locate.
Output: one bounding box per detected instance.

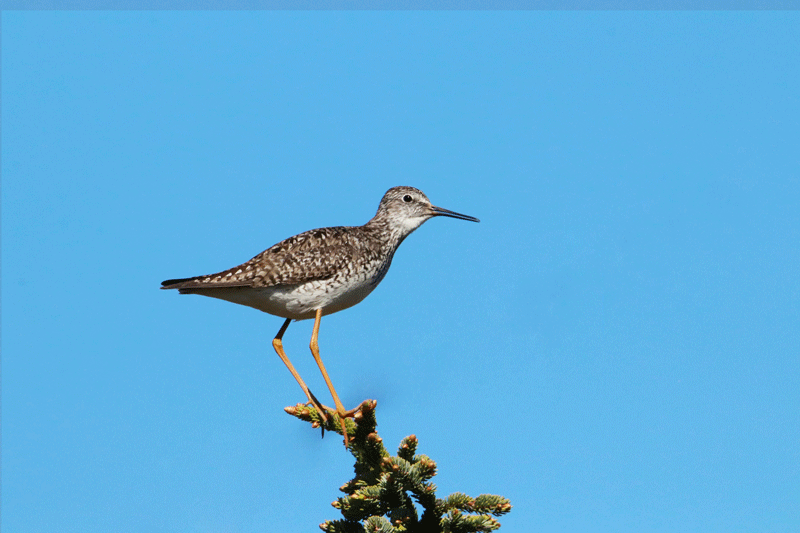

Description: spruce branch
[285,399,512,532]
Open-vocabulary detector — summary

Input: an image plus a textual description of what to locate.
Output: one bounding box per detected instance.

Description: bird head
[372,186,479,239]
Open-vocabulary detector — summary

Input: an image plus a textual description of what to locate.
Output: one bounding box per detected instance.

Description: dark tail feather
[161,277,196,290]
[161,276,253,292]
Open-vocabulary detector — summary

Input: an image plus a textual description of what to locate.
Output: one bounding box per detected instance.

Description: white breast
[207,257,391,320]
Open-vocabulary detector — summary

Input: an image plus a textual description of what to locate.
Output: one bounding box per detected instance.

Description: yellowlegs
[161,186,479,443]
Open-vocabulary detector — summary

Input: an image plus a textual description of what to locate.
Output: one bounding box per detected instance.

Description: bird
[161,186,479,443]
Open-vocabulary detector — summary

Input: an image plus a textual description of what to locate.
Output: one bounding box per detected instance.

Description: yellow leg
[309,309,361,445]
[272,318,329,425]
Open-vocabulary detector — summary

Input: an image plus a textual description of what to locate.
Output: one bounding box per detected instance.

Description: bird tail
[161,277,202,292]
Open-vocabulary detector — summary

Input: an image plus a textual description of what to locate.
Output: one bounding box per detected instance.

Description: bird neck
[364,214,421,251]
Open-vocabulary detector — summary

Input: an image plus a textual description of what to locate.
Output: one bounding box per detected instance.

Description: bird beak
[430,206,480,223]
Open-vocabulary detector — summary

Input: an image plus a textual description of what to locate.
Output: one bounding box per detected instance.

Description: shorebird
[161,186,479,443]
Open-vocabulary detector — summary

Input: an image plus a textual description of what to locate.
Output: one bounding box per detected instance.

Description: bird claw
[287,399,376,447]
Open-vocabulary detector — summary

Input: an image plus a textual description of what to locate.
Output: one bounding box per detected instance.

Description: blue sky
[2,9,799,533]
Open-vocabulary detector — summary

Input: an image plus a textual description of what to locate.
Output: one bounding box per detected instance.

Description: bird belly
[187,260,390,320]
[282,270,383,319]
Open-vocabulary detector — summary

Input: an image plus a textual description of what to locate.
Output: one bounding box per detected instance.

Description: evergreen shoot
[285,400,512,532]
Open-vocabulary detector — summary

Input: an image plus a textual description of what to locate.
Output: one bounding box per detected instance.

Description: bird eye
[403,195,413,203]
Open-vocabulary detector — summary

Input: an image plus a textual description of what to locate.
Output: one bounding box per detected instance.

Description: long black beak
[431,206,480,223]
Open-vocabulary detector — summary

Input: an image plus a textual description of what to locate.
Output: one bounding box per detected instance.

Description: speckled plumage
[161,186,479,320]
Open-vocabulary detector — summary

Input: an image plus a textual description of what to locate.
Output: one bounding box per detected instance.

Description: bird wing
[161,227,364,291]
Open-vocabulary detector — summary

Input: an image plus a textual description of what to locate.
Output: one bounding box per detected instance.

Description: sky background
[2,8,799,533]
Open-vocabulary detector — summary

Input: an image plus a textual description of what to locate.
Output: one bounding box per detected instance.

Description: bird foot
[324,403,362,447]
[330,399,377,447]
[285,399,376,447]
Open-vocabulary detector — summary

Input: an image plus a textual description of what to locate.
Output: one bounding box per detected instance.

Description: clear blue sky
[2,9,799,533]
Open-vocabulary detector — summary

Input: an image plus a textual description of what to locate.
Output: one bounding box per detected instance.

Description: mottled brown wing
[161,229,360,291]
[247,244,359,287]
